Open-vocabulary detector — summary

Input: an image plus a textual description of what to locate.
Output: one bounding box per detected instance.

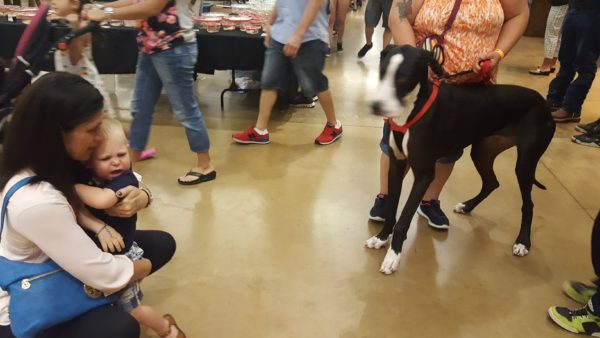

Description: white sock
[254,127,268,135]
[334,120,342,129]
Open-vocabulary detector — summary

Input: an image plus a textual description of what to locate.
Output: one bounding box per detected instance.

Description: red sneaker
[315,122,343,145]
[232,126,270,144]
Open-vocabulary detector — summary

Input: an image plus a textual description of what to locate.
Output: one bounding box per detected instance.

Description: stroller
[0,3,98,147]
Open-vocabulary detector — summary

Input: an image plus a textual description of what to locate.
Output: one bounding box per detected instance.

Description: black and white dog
[366,45,555,274]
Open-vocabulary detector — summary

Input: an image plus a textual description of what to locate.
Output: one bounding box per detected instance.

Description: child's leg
[130,305,177,337]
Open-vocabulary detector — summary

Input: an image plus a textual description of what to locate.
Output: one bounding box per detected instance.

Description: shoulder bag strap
[1,176,36,240]
[439,0,463,40]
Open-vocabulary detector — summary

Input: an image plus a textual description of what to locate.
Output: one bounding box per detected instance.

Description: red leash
[388,79,440,134]
[386,60,491,134]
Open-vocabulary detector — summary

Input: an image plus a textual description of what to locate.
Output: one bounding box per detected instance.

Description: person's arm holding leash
[283,0,325,58]
[474,0,529,72]
[389,0,423,46]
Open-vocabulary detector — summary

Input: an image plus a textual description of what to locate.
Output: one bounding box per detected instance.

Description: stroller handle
[56,22,101,51]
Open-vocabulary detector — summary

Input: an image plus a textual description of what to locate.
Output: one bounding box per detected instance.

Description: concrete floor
[107,9,600,338]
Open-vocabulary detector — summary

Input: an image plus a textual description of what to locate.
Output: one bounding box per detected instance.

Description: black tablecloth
[0,21,265,74]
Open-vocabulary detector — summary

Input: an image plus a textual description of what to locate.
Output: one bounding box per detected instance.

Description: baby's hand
[96,224,125,253]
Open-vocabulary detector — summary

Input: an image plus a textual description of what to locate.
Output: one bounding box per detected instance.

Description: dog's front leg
[380,168,434,274]
[366,156,408,249]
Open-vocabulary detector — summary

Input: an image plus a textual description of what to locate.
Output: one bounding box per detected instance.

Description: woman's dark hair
[0,72,104,204]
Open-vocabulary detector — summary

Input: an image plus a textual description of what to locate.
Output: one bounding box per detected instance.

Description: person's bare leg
[365,26,375,45]
[531,57,557,73]
[316,90,337,124]
[379,153,390,195]
[177,151,214,182]
[422,162,454,201]
[256,89,278,131]
[131,150,142,162]
[328,0,338,45]
[336,0,350,45]
[130,305,179,338]
[383,27,392,48]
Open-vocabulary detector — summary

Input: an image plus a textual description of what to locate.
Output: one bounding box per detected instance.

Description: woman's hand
[97,224,125,253]
[105,186,149,218]
[473,50,502,74]
[283,33,302,59]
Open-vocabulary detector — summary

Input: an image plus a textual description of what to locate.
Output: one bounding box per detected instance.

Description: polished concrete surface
[108,9,600,338]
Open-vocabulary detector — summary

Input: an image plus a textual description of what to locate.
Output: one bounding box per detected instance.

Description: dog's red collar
[388,80,440,134]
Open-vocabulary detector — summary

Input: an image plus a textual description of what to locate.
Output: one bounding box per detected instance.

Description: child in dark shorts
[76,118,185,338]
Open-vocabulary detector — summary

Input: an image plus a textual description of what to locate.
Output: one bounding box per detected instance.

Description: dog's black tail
[534,178,547,190]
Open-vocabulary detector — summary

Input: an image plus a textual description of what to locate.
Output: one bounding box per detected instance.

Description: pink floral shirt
[137,0,192,54]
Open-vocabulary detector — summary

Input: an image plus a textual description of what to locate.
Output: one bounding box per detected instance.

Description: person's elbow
[81,255,134,295]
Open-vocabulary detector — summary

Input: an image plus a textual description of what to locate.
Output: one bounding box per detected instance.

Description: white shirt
[0,170,133,326]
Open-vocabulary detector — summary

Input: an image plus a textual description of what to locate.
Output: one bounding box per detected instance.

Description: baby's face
[90,136,131,181]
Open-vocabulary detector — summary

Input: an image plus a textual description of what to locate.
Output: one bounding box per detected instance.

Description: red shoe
[315,122,343,145]
[232,126,270,144]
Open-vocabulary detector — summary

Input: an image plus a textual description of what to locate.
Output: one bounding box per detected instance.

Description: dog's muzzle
[371,101,384,116]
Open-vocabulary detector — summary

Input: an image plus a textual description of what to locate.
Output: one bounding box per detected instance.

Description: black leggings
[0,230,176,338]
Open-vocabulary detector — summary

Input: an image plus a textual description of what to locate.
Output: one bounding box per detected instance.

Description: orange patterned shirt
[414,0,504,83]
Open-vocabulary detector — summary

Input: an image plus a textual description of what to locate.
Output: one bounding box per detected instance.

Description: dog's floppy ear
[417,48,445,78]
[379,44,401,78]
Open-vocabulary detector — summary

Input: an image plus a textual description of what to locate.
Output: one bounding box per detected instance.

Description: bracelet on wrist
[493,48,505,60]
[140,187,153,207]
[95,224,108,237]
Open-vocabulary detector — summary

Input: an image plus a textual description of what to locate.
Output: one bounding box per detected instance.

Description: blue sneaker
[417,200,449,230]
[369,194,387,222]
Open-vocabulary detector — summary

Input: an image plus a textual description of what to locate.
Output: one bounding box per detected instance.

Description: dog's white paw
[365,235,390,249]
[512,243,529,257]
[379,248,402,275]
[453,203,468,214]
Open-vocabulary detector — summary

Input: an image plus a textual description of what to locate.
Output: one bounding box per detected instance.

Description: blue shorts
[118,242,144,312]
[379,120,391,157]
[119,282,144,312]
[379,120,463,163]
[261,39,329,98]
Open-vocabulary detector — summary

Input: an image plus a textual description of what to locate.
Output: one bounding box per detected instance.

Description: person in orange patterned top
[368,0,529,229]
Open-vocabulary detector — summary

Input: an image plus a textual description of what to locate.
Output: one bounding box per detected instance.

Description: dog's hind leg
[512,124,554,256]
[380,166,434,274]
[454,135,515,214]
[366,157,408,249]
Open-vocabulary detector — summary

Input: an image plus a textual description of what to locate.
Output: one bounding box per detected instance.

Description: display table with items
[1,4,269,109]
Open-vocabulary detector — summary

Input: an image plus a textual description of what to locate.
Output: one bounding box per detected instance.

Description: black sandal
[529,67,552,76]
[177,170,216,186]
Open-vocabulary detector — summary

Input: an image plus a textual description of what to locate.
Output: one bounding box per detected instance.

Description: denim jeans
[547,8,600,116]
[129,43,210,153]
[261,39,329,98]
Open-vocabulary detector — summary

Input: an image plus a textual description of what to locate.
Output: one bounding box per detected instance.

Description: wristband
[493,48,505,60]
